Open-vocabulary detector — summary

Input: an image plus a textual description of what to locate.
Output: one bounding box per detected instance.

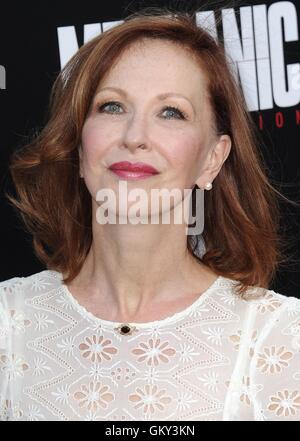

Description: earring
[204,182,212,190]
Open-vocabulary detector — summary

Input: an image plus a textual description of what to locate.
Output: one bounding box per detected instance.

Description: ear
[195,134,231,189]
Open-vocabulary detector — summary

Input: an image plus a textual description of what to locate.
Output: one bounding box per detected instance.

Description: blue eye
[98,101,122,113]
[161,106,187,120]
[97,101,187,120]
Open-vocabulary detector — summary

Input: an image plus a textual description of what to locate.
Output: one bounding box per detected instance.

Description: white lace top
[0,269,300,421]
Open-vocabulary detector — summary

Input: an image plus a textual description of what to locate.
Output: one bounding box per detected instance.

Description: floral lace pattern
[0,270,300,421]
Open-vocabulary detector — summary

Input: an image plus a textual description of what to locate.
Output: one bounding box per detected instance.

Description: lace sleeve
[0,277,26,420]
[0,279,12,351]
[250,295,300,420]
[0,279,12,419]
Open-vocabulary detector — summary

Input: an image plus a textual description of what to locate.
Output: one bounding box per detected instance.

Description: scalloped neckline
[51,270,224,328]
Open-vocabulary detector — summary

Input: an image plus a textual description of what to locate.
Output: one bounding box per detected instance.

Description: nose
[122,113,150,153]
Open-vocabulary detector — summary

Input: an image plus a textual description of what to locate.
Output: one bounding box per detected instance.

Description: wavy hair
[5,5,298,297]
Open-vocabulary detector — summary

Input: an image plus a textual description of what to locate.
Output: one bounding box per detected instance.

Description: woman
[1,9,300,421]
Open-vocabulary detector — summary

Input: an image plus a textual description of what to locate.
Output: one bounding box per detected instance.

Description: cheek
[165,132,205,169]
[81,121,111,163]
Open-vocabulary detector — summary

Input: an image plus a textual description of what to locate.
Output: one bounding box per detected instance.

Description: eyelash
[97,101,188,120]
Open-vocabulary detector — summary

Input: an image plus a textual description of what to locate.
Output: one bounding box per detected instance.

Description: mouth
[108,161,159,180]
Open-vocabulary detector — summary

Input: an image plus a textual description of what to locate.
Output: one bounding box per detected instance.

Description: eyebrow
[95,86,194,107]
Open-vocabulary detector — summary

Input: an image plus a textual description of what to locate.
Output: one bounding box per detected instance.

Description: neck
[66,208,216,322]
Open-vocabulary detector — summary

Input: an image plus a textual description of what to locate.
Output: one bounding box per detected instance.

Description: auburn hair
[5,6,297,297]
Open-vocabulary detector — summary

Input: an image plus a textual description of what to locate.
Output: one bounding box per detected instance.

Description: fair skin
[65,38,231,323]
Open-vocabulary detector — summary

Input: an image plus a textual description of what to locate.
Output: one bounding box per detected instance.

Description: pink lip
[109,170,157,180]
[109,161,159,174]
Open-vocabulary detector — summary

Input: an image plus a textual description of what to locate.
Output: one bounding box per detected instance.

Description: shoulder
[218,276,298,310]
[237,284,300,366]
[0,270,63,353]
[244,284,300,323]
[251,284,299,307]
[0,269,59,288]
[226,276,300,316]
[0,269,60,311]
[221,278,300,338]
[243,283,300,335]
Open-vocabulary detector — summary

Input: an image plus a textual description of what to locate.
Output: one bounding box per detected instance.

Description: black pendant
[114,323,137,336]
[121,325,131,334]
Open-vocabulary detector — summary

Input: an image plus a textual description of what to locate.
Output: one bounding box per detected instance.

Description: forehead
[94,39,209,105]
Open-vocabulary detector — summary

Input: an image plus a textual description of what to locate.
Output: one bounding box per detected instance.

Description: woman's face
[80,38,231,219]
